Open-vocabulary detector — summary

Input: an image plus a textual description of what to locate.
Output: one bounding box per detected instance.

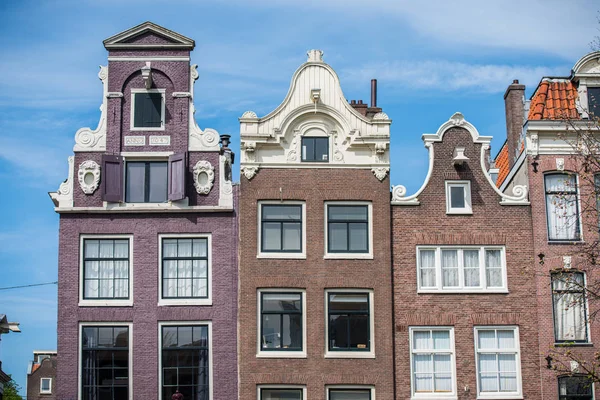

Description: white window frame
[79,234,134,307]
[445,181,472,215]
[543,172,583,243]
[416,246,508,293]
[158,233,212,306]
[257,385,307,400]
[130,88,166,131]
[257,288,307,358]
[40,377,52,394]
[473,326,522,400]
[78,322,133,400]
[324,289,375,359]
[552,271,591,344]
[158,321,213,400]
[324,201,373,260]
[409,327,457,399]
[327,385,375,400]
[257,201,306,259]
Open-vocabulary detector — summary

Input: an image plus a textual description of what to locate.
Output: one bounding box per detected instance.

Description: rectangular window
[553,272,588,342]
[260,204,303,253]
[301,137,329,162]
[588,87,600,119]
[417,247,506,292]
[445,181,472,214]
[259,388,304,400]
[259,291,304,354]
[328,388,372,400]
[162,237,209,300]
[161,324,210,400]
[327,204,369,254]
[131,90,164,129]
[559,376,593,400]
[126,161,168,203]
[81,325,130,400]
[40,378,52,394]
[410,328,455,397]
[545,173,581,241]
[83,239,130,300]
[327,292,372,354]
[474,327,522,398]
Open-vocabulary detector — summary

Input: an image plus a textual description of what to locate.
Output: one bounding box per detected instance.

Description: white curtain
[441,250,458,287]
[485,250,503,288]
[478,354,498,392]
[420,250,436,287]
[434,354,452,392]
[498,354,517,392]
[414,354,433,392]
[464,250,480,287]
[553,274,586,341]
[163,240,178,297]
[413,330,452,393]
[113,240,128,298]
[546,174,579,240]
[99,241,114,298]
[478,330,516,393]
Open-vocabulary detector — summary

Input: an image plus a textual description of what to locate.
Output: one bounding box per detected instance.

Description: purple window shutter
[168,152,186,201]
[102,155,123,202]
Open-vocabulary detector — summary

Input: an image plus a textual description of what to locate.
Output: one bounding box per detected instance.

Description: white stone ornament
[556,158,565,171]
[193,160,215,195]
[78,160,101,195]
[373,112,389,120]
[241,111,258,119]
[242,166,259,180]
[372,167,389,181]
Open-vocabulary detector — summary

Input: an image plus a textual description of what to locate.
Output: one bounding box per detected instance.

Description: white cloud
[341,60,566,94]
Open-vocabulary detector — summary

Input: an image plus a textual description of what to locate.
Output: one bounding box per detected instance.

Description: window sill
[554,342,593,347]
[129,126,165,132]
[445,211,473,215]
[324,253,373,260]
[548,240,584,245]
[417,289,509,294]
[79,300,133,307]
[158,299,212,306]
[412,395,457,400]
[477,394,522,400]
[257,252,306,260]
[257,351,307,358]
[324,351,375,359]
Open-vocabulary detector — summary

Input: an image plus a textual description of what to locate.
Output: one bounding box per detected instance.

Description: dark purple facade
[52,22,238,400]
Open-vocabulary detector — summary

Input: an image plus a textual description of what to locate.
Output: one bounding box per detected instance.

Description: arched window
[558,376,593,400]
[552,271,588,342]
[545,173,580,241]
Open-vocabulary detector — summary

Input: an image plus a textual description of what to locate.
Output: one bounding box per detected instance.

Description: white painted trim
[324,289,375,359]
[324,201,373,259]
[78,322,133,400]
[108,56,190,61]
[498,151,526,192]
[40,377,52,394]
[256,288,307,358]
[543,172,584,243]
[473,326,522,400]
[120,151,174,157]
[130,88,166,131]
[409,327,457,399]
[158,321,213,400]
[78,235,134,307]
[257,201,306,259]
[103,22,195,49]
[241,162,389,170]
[157,234,212,306]
[416,246,508,293]
[54,204,233,213]
[326,385,375,400]
[445,181,472,215]
[257,385,307,400]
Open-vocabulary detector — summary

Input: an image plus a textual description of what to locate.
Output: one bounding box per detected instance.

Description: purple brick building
[49,22,238,400]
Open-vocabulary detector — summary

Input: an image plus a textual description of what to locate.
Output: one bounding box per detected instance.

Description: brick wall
[392,127,540,399]
[238,168,395,400]
[27,357,57,400]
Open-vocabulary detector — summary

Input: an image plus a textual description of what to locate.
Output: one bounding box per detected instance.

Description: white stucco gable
[239,50,391,181]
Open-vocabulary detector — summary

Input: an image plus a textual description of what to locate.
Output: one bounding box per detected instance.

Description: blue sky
[0,0,598,394]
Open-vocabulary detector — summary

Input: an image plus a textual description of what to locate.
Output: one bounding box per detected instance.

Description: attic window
[588,87,600,119]
[445,181,472,214]
[131,89,165,130]
[301,137,328,162]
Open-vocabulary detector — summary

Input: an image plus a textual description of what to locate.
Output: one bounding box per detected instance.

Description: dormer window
[301,137,328,162]
[588,87,600,118]
[131,89,165,130]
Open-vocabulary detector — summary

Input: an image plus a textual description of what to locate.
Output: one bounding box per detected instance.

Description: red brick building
[496,50,600,399]
[238,50,395,400]
[391,112,538,399]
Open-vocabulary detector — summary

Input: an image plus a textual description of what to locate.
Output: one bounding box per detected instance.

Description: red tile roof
[528,79,579,120]
[31,363,41,374]
[495,143,509,187]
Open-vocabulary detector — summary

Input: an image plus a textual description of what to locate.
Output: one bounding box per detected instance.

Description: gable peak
[103,21,195,50]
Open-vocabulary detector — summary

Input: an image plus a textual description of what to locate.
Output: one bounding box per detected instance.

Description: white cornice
[107,56,190,62]
[103,21,195,50]
[573,51,600,76]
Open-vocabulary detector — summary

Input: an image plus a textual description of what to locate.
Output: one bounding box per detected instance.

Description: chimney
[504,79,526,169]
[371,79,377,107]
[350,79,383,118]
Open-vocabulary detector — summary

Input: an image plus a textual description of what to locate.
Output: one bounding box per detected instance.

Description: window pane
[348,315,369,349]
[419,250,436,287]
[485,250,503,287]
[148,162,168,202]
[261,389,303,400]
[349,223,368,251]
[546,174,576,193]
[477,330,496,349]
[329,389,371,400]
[589,87,600,118]
[301,137,329,162]
[559,376,594,395]
[192,239,208,257]
[497,330,515,349]
[329,314,347,349]
[329,223,348,251]
[413,331,430,350]
[281,314,302,349]
[85,240,99,258]
[262,314,281,349]
[329,294,368,312]
[450,186,465,208]
[432,330,450,350]
[263,222,282,251]
[329,206,368,221]
[262,293,301,312]
[262,205,301,220]
[126,162,146,202]
[282,223,301,251]
[134,93,162,128]
[302,137,315,161]
[441,250,458,287]
[464,250,480,287]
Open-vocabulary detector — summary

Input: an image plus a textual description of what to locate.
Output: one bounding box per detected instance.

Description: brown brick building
[238,50,394,400]
[496,51,600,399]
[391,113,539,399]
